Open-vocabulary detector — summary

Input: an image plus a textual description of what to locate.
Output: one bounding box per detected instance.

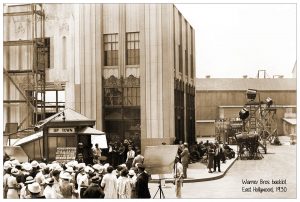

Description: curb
[150,157,237,183]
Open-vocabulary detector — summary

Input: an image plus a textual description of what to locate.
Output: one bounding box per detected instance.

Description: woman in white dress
[6,168,20,199]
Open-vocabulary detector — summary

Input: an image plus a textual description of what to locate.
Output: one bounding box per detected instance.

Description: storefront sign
[55,147,77,163]
[48,128,75,134]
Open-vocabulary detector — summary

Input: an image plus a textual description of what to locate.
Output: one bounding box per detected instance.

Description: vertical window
[185,20,188,76]
[104,34,119,66]
[62,36,67,69]
[126,32,140,65]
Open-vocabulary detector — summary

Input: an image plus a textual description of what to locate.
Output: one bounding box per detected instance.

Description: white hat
[84,166,94,173]
[39,163,47,170]
[25,176,35,184]
[93,164,104,174]
[4,163,11,170]
[11,168,19,175]
[11,159,20,167]
[77,163,86,169]
[22,162,32,171]
[129,170,136,176]
[31,160,39,168]
[60,172,72,180]
[103,163,110,169]
[28,182,41,194]
[65,167,74,173]
[120,164,127,168]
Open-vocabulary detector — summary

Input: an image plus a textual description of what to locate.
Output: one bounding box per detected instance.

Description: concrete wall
[4,4,196,151]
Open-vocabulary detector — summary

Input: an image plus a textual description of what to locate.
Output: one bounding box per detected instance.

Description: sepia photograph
[1,1,297,199]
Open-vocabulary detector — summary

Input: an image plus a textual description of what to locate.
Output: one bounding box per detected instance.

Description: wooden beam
[3,68,35,111]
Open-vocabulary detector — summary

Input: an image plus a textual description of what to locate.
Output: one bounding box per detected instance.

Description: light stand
[153,178,165,199]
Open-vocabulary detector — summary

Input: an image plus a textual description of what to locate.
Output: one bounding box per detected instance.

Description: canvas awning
[79,127,107,149]
[79,127,105,135]
[4,146,29,162]
[13,131,43,146]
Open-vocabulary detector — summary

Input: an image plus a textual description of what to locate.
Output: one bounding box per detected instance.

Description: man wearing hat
[82,174,105,198]
[30,160,40,178]
[27,182,45,198]
[128,169,137,198]
[20,176,35,199]
[180,143,190,179]
[60,172,77,199]
[3,162,12,198]
[43,178,56,199]
[135,163,151,198]
[6,168,20,199]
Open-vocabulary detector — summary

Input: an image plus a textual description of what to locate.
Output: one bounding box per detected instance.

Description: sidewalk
[150,145,238,183]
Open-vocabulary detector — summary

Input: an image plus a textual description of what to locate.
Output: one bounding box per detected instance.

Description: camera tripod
[153,178,165,199]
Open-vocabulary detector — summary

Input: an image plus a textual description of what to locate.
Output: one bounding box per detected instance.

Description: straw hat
[25,176,35,184]
[4,164,10,170]
[11,168,19,175]
[11,159,20,167]
[45,178,54,185]
[39,163,47,170]
[84,166,94,173]
[129,170,136,176]
[28,182,41,194]
[31,160,39,168]
[65,167,74,173]
[60,172,72,180]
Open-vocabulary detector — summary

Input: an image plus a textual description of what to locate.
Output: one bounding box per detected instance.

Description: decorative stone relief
[103,68,119,79]
[125,67,140,78]
[123,75,140,87]
[103,75,122,88]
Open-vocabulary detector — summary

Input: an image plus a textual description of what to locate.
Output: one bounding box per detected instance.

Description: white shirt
[101,173,118,199]
[173,162,183,178]
[44,185,57,199]
[117,176,132,199]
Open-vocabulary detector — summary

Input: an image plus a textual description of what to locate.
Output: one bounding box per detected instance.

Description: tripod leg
[153,187,160,199]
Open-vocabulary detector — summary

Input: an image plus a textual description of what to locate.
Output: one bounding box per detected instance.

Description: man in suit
[214,142,222,172]
[180,143,190,179]
[135,163,151,198]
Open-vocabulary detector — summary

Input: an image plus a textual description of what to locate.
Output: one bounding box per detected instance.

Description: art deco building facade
[3,4,196,152]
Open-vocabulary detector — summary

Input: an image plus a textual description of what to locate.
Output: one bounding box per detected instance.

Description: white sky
[175,3,296,78]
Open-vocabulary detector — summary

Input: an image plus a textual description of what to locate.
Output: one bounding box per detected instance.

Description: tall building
[3,4,196,152]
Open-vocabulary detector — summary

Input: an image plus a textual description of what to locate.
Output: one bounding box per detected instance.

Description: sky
[175,3,296,78]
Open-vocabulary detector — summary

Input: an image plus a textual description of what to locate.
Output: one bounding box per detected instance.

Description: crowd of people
[3,139,236,199]
[3,139,151,199]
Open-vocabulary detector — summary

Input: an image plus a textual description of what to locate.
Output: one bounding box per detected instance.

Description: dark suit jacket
[136,172,151,198]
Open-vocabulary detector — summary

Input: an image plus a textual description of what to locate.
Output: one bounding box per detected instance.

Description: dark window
[104,88,122,106]
[104,34,119,66]
[126,32,140,65]
[123,87,140,106]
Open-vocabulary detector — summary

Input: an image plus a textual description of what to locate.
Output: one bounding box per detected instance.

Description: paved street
[149,144,296,199]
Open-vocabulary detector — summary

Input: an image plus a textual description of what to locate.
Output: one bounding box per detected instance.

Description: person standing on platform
[132,150,144,168]
[126,146,135,169]
[173,157,183,198]
[180,143,190,179]
[93,143,102,164]
[135,163,151,198]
